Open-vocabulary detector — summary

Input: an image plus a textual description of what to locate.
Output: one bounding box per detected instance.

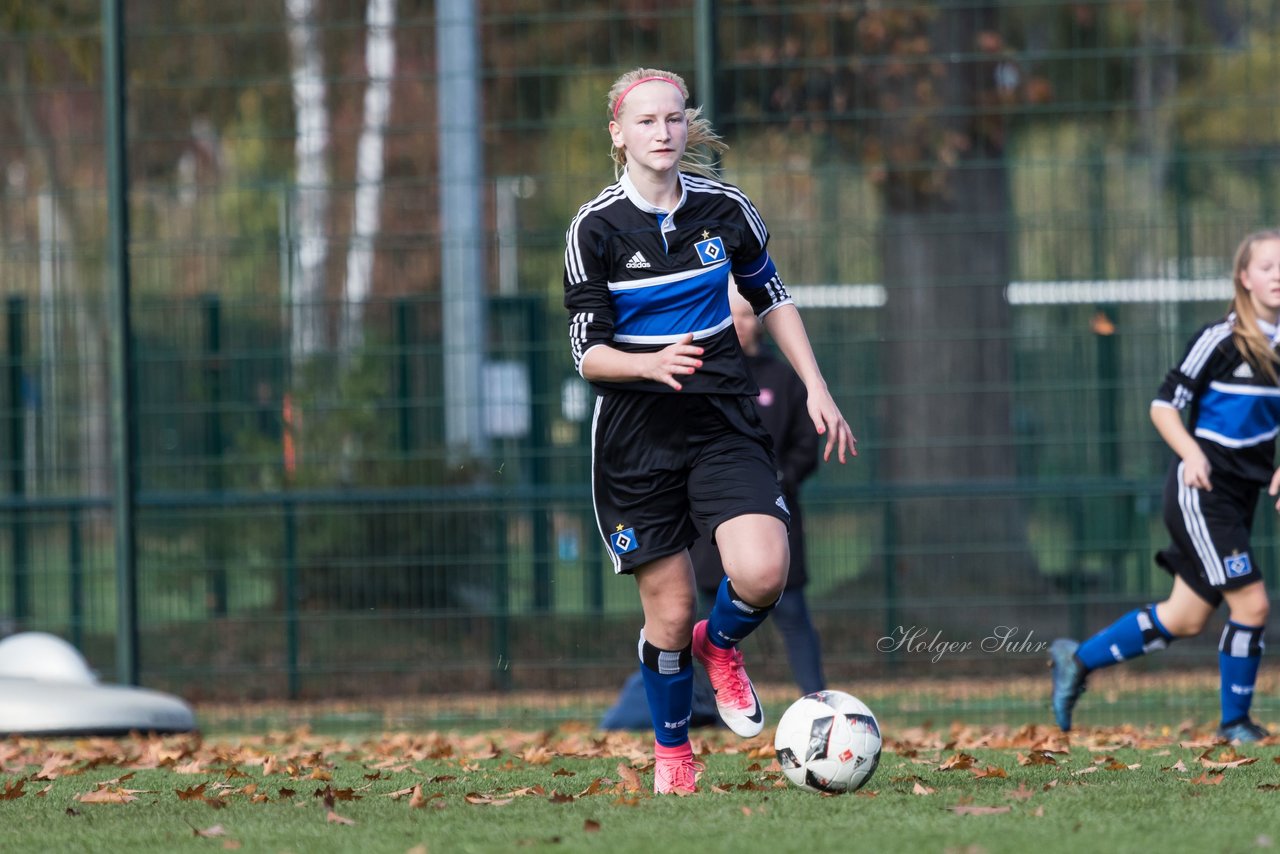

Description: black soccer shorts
[1155,460,1264,607]
[590,391,791,574]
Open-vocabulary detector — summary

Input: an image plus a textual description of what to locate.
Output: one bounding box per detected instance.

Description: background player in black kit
[563,67,855,794]
[1051,229,1280,742]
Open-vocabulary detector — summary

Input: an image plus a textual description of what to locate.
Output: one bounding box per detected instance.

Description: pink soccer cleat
[692,619,764,738]
[653,742,703,795]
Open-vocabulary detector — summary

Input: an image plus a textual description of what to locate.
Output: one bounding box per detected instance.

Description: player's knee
[723,550,788,603]
[1157,609,1207,637]
[1229,598,1269,628]
[736,561,788,605]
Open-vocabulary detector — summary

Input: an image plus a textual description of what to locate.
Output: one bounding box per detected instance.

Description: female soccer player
[563,67,855,793]
[1051,228,1280,742]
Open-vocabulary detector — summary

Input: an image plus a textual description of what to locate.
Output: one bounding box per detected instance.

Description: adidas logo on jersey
[625,251,651,269]
[1233,362,1254,379]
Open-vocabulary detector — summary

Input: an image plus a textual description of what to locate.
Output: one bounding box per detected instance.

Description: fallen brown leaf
[1201,756,1258,770]
[75,787,137,805]
[938,752,977,771]
[1017,751,1056,766]
[326,809,356,826]
[616,763,642,793]
[972,766,1007,779]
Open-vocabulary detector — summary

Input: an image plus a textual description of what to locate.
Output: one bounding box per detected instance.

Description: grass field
[4,708,1280,854]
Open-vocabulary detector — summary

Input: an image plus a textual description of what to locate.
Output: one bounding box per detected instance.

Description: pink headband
[612,76,684,120]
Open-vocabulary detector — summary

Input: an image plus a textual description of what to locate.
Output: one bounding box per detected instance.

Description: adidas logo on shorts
[625,251,651,269]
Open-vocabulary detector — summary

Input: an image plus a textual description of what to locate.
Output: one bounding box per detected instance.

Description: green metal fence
[3,0,1280,727]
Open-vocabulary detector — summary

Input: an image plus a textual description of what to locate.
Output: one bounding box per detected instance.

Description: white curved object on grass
[0,632,196,736]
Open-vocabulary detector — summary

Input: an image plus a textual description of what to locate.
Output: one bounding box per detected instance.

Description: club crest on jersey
[1224,552,1252,578]
[610,525,638,555]
[694,235,725,266]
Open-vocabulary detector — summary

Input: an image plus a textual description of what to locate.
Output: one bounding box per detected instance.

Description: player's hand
[1181,453,1212,492]
[646,333,703,391]
[1269,466,1280,511]
[807,386,857,464]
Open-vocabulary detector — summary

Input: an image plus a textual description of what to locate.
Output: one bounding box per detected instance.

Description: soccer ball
[774,690,882,794]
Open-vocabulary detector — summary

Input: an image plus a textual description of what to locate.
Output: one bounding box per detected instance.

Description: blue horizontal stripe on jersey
[609,262,731,340]
[1194,382,1280,447]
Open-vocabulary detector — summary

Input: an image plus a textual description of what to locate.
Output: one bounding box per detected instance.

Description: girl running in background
[1051,228,1280,743]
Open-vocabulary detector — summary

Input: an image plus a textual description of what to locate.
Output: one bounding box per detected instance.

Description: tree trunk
[879,5,1042,601]
[284,0,332,360]
[340,0,397,356]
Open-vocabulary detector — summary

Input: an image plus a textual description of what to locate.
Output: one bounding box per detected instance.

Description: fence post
[492,514,511,691]
[6,296,28,625]
[1173,141,1192,280]
[584,506,604,614]
[103,0,139,685]
[283,498,300,700]
[394,299,412,456]
[881,500,897,665]
[1068,496,1086,640]
[524,297,552,612]
[69,506,84,650]
[204,294,228,616]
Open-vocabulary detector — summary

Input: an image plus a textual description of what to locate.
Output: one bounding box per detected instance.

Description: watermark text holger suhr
[877,626,1050,663]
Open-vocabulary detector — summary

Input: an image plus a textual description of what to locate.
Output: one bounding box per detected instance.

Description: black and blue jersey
[1153,315,1280,486]
[563,171,792,395]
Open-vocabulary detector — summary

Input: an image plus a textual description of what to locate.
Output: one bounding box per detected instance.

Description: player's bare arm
[761,304,857,463]
[580,334,704,391]
[1151,403,1212,491]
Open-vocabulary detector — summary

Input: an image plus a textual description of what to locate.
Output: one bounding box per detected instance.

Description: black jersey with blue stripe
[1153,315,1280,486]
[563,171,792,395]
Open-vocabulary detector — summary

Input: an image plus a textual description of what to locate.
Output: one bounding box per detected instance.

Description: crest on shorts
[694,235,725,266]
[1224,551,1252,578]
[610,525,638,555]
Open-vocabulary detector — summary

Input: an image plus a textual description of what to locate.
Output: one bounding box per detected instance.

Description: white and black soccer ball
[774,690,882,794]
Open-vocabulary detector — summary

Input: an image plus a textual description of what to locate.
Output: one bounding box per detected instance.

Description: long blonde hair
[606,67,727,180]
[1230,228,1280,384]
